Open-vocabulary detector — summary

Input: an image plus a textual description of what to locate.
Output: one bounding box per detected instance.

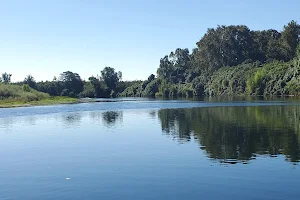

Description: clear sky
[0,0,299,82]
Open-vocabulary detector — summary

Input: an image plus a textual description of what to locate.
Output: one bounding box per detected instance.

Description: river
[1,98,300,199]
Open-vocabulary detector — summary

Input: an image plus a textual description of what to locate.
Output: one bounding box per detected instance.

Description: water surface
[1,99,300,199]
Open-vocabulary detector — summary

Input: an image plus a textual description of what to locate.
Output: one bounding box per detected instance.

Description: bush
[143,79,161,97]
[209,63,254,96]
[22,84,31,92]
[246,68,267,95]
[0,83,49,101]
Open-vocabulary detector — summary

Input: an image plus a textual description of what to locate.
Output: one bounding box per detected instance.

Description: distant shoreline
[0,97,142,108]
[0,97,79,108]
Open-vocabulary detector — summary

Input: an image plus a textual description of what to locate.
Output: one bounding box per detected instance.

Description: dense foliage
[0,67,136,99]
[0,84,49,102]
[121,20,300,97]
[1,21,300,99]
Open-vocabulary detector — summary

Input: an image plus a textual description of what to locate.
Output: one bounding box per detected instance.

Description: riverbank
[0,96,79,108]
[0,97,142,108]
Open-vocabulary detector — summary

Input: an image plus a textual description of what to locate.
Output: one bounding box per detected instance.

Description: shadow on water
[158,106,300,164]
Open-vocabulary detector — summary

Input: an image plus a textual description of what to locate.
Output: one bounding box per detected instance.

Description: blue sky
[0,0,299,82]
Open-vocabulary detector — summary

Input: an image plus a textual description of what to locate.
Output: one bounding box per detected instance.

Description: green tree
[1,73,12,83]
[195,25,254,71]
[36,81,63,96]
[169,48,191,83]
[59,71,83,97]
[157,55,173,82]
[100,67,120,90]
[143,79,161,97]
[81,82,95,98]
[157,48,191,83]
[88,76,109,97]
[280,20,300,60]
[148,74,155,82]
[24,75,37,89]
[266,36,286,61]
[251,29,281,61]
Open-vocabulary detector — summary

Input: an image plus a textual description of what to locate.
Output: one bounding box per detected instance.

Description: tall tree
[100,67,120,90]
[157,55,173,81]
[169,48,191,83]
[1,73,12,83]
[157,48,191,84]
[280,20,300,60]
[251,29,281,62]
[59,71,83,97]
[147,74,155,82]
[88,76,105,97]
[196,25,254,71]
[24,75,37,89]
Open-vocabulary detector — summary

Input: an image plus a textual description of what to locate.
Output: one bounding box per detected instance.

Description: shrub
[0,83,49,101]
[22,84,31,92]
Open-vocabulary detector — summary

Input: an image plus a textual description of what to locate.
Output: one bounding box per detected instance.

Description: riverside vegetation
[0,84,77,108]
[1,21,300,106]
[121,21,300,97]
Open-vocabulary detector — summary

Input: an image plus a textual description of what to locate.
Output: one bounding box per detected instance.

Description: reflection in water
[158,106,300,164]
[101,111,123,127]
[61,111,124,128]
[1,105,300,165]
[148,110,157,119]
[0,110,124,130]
[61,113,83,128]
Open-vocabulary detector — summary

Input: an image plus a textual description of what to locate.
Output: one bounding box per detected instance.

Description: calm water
[1,99,300,200]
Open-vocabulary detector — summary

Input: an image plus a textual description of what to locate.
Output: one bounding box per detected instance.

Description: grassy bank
[0,97,79,108]
[0,84,79,108]
[0,96,79,108]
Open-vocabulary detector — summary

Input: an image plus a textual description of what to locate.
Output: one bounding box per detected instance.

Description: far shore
[2,96,300,109]
[0,97,140,108]
[0,97,78,108]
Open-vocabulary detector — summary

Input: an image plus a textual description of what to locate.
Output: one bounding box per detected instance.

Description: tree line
[1,67,140,98]
[121,20,300,97]
[1,20,300,98]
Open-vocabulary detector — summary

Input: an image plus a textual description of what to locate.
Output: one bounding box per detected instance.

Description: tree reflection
[102,111,123,127]
[158,106,300,164]
[148,110,157,119]
[61,113,82,128]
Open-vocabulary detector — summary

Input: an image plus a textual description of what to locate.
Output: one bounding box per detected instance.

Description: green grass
[0,96,79,108]
[0,84,79,108]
